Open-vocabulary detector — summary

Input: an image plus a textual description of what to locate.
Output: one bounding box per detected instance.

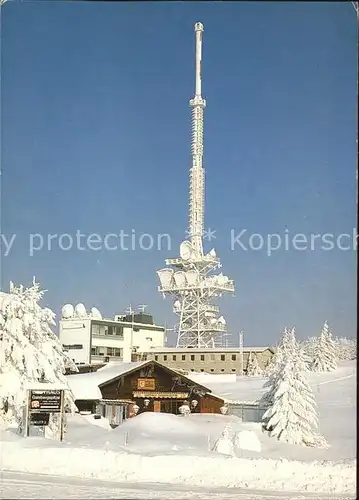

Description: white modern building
[59,303,165,365]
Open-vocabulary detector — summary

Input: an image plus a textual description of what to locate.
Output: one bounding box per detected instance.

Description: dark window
[182,355,186,360]
[191,355,195,361]
[155,355,158,361]
[115,326,124,337]
[114,348,122,357]
[231,354,236,361]
[163,355,167,361]
[232,368,236,372]
[172,355,177,361]
[200,355,205,361]
[191,369,194,371]
[107,326,113,335]
[210,369,214,372]
[91,348,96,355]
[62,344,83,350]
[221,355,225,361]
[221,369,225,372]
[200,369,204,372]
[133,327,140,332]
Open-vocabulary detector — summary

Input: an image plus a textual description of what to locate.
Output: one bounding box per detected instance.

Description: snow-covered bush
[311,321,338,372]
[212,423,235,456]
[246,352,263,376]
[233,430,261,452]
[261,354,327,448]
[0,281,77,434]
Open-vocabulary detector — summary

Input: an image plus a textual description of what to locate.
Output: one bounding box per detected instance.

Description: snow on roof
[65,361,148,400]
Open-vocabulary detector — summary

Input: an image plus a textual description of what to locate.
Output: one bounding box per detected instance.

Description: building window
[107,347,114,355]
[232,368,236,372]
[107,326,113,335]
[91,347,96,355]
[114,348,122,357]
[182,355,186,360]
[231,354,236,361]
[221,369,225,372]
[200,369,204,372]
[99,325,107,336]
[190,355,195,361]
[91,324,100,335]
[115,326,124,337]
[163,355,167,361]
[221,355,225,361]
[62,344,83,350]
[133,327,140,332]
[210,369,214,372]
[200,355,205,361]
[155,355,158,361]
[172,355,177,361]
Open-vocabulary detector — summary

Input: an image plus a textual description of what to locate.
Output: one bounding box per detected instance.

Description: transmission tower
[157,23,235,348]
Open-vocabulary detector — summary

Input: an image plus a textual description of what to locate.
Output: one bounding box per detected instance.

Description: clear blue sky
[1,1,357,345]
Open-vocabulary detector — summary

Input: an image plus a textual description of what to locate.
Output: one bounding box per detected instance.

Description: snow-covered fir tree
[300,336,317,363]
[261,355,327,447]
[0,281,77,434]
[261,327,310,405]
[311,321,338,372]
[246,352,263,376]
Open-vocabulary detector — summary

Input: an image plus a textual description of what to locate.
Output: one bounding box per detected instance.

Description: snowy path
[0,470,355,500]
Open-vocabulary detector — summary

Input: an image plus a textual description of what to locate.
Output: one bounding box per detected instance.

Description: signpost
[25,386,66,441]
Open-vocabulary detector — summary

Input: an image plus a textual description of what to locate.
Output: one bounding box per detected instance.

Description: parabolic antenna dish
[180,241,193,261]
[75,303,87,318]
[185,269,199,286]
[173,271,187,288]
[91,307,102,320]
[157,268,174,288]
[217,274,227,286]
[61,304,74,319]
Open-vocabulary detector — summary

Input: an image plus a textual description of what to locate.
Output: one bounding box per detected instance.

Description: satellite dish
[74,303,87,318]
[91,307,102,320]
[173,271,187,288]
[61,304,74,319]
[157,268,174,288]
[185,269,199,286]
[217,274,226,286]
[218,316,226,325]
[180,241,193,261]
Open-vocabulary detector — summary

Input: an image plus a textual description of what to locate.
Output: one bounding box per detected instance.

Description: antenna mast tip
[194,22,204,32]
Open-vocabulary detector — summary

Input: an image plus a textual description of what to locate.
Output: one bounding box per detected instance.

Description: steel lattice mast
[157,23,235,348]
[188,22,206,257]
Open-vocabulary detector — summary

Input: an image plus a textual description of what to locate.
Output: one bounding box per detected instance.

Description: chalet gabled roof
[66,360,212,401]
[98,360,211,394]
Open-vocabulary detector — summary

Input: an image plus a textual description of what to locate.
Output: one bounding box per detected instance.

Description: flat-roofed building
[135,347,275,374]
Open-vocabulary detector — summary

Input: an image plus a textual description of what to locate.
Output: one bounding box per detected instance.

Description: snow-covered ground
[1,361,356,497]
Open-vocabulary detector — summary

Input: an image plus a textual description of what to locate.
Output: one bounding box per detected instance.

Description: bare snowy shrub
[0,281,77,434]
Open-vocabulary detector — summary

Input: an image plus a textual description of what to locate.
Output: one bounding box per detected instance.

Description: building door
[153,400,161,412]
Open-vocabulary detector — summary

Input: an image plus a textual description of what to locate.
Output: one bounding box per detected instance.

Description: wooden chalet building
[66,360,225,422]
